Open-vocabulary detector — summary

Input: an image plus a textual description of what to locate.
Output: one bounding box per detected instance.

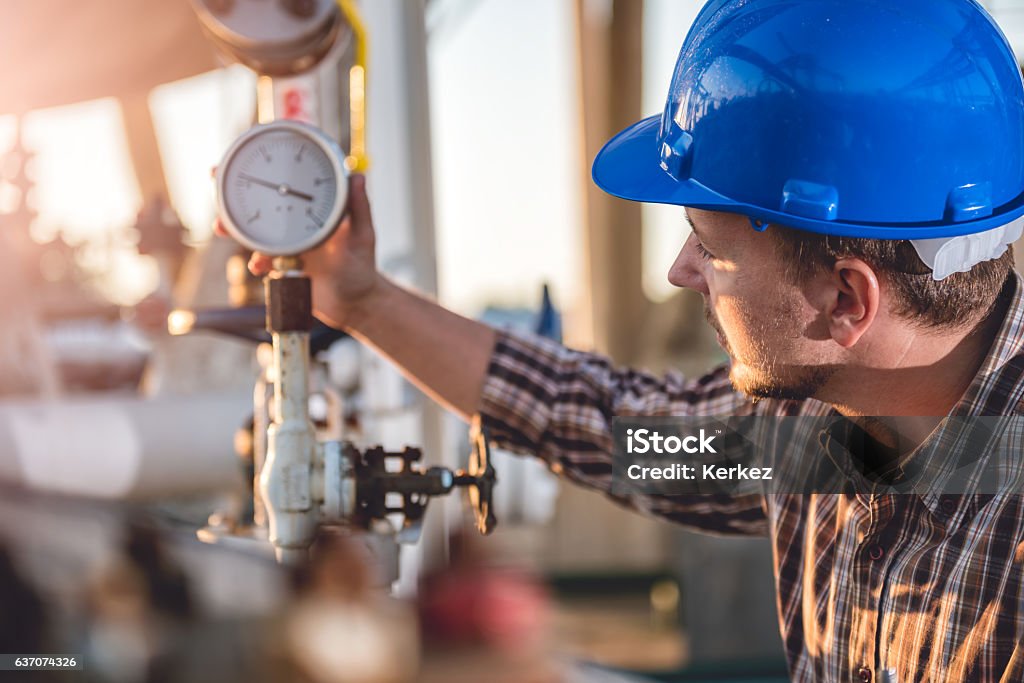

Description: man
[234,1,1024,680]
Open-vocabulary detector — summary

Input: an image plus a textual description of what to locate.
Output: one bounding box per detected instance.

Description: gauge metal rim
[216,119,348,256]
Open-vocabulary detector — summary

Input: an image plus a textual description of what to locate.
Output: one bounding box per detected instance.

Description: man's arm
[345,274,497,421]
[478,328,767,536]
[344,287,765,535]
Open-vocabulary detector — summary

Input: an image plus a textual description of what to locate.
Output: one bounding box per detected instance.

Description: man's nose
[667,233,710,295]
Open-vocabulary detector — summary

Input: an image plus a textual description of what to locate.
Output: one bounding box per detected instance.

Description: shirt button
[857,665,873,682]
[868,544,885,561]
[941,498,958,515]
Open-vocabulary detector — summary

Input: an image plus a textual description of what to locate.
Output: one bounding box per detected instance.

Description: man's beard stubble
[703,299,835,402]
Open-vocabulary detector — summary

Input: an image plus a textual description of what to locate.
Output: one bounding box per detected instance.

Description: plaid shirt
[478,274,1024,683]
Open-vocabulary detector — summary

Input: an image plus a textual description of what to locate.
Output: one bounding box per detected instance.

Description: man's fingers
[213,217,228,238]
[249,252,273,276]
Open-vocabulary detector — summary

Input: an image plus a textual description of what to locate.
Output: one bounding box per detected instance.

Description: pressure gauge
[216,120,348,256]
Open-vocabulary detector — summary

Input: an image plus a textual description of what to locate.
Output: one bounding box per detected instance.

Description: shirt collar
[816,416,1010,527]
[950,272,1024,417]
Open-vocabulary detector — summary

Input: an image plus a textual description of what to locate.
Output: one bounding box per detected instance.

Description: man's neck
[823,292,1010,421]
[816,299,1007,456]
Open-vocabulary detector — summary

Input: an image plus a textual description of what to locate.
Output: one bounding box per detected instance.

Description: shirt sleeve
[477,328,769,536]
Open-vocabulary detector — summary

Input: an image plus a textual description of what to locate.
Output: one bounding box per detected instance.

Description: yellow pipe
[337,0,370,173]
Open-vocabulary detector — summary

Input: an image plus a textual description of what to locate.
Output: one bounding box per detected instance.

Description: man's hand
[215,174,382,331]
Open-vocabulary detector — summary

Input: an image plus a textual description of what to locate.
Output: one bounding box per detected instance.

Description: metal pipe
[259,270,319,564]
[0,393,247,498]
[260,329,318,565]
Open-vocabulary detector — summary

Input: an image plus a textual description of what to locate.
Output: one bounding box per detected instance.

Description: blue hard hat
[592,0,1024,239]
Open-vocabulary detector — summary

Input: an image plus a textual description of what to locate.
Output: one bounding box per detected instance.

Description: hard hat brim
[592,116,1024,240]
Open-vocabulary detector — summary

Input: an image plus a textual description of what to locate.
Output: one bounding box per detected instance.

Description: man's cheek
[718,305,757,353]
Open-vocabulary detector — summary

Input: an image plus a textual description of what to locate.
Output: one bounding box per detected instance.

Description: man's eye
[695,242,715,261]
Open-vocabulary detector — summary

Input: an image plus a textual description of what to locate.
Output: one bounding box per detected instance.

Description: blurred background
[1,1,1023,682]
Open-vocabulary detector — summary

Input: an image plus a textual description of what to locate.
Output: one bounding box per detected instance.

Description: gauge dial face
[218,121,346,256]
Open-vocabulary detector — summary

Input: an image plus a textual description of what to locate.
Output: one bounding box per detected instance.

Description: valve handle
[167,305,348,352]
[459,417,497,535]
[342,422,499,536]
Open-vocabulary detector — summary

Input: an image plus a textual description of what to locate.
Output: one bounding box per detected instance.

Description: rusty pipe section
[259,269,318,565]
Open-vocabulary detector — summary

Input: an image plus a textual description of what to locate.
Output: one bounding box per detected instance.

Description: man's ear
[825,258,880,348]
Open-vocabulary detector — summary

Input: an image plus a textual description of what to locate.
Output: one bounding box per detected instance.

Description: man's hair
[771,227,1015,330]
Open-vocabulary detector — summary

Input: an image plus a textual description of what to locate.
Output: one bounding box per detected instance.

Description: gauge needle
[239,173,315,202]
